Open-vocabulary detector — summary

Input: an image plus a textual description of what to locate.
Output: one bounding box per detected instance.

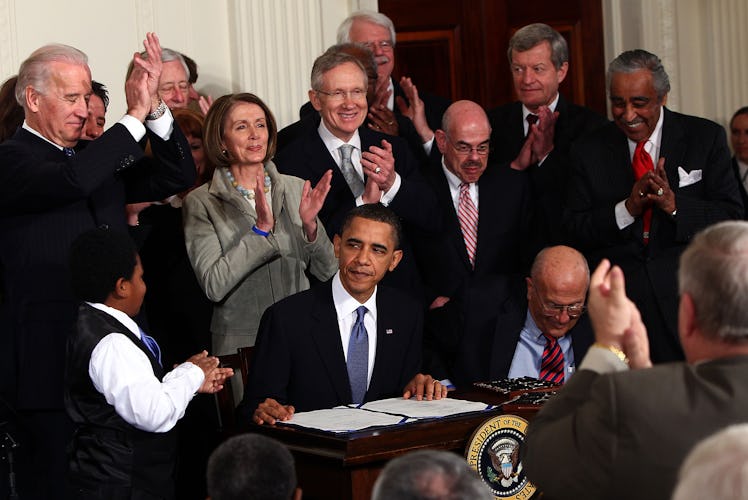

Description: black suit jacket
[732,157,748,218]
[0,124,194,409]
[565,108,744,361]
[450,276,593,388]
[412,162,531,379]
[524,356,748,500]
[487,95,607,248]
[242,280,423,413]
[413,159,532,302]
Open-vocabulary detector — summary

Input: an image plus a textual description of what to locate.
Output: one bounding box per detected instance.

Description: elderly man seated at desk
[244,204,447,425]
[453,246,593,387]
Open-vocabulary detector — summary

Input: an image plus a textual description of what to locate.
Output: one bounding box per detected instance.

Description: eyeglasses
[532,286,587,318]
[446,137,490,156]
[360,40,394,51]
[315,88,367,102]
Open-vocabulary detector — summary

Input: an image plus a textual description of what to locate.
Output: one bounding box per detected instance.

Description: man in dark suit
[275,49,438,294]
[487,23,607,248]
[410,100,531,378]
[565,49,743,363]
[0,34,195,498]
[524,221,748,500]
[729,106,748,217]
[454,246,593,388]
[245,204,447,425]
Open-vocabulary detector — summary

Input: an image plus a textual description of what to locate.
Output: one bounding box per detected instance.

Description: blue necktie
[63,147,75,157]
[139,327,162,368]
[347,306,369,404]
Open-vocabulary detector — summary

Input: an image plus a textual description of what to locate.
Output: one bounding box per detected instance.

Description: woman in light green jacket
[183,93,337,355]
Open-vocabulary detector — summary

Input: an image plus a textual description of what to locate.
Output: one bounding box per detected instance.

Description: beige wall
[1,0,745,131]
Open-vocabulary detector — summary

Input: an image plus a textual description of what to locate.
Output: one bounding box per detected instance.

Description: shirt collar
[332,271,378,321]
[522,93,560,120]
[317,120,362,154]
[86,302,141,339]
[627,106,665,159]
[22,121,66,151]
[441,157,466,190]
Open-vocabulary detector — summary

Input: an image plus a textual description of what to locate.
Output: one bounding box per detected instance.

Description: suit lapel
[658,108,685,194]
[650,108,683,240]
[488,302,528,379]
[429,167,472,270]
[509,103,526,151]
[309,283,352,403]
[368,290,400,398]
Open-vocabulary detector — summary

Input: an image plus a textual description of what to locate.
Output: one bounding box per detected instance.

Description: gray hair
[310,50,367,92]
[672,424,748,500]
[337,10,396,46]
[678,221,748,342]
[159,48,190,80]
[507,23,568,70]
[206,434,296,500]
[126,47,190,81]
[16,44,89,108]
[607,49,671,99]
[372,450,492,500]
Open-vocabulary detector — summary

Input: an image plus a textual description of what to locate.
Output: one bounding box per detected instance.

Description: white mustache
[375,55,390,65]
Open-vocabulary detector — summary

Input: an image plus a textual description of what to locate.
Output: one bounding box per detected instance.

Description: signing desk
[250,386,547,500]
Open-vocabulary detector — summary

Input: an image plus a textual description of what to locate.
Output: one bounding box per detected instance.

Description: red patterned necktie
[632,141,654,243]
[458,183,478,268]
[539,334,564,384]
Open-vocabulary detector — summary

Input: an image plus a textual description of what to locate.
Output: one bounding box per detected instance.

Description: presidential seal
[466,415,536,499]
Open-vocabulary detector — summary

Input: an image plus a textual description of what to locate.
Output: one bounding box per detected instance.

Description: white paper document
[281,397,492,433]
[283,406,412,433]
[359,397,491,419]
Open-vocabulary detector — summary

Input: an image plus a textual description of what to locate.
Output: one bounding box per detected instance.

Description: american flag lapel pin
[386,328,394,335]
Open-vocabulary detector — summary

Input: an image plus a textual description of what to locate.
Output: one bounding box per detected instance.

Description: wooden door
[379,0,607,115]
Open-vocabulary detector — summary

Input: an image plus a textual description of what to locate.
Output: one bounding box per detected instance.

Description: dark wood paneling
[379,0,607,115]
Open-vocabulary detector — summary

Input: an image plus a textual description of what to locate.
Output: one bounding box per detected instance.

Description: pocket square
[678,167,702,187]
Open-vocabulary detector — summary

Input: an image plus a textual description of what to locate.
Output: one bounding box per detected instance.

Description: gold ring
[374,167,382,174]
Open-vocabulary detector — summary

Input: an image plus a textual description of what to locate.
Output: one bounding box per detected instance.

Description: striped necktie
[539,334,564,384]
[458,182,478,268]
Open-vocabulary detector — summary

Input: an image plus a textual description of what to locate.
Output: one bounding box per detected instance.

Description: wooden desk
[252,392,531,500]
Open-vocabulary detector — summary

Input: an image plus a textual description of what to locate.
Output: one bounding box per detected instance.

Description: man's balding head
[527,246,590,338]
[435,100,492,184]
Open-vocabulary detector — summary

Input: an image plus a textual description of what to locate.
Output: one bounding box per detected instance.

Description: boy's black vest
[65,303,178,498]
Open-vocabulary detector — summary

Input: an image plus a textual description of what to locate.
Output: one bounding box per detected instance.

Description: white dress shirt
[331,272,378,388]
[87,302,204,433]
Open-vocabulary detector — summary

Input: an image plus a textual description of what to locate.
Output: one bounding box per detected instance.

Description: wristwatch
[146,99,167,120]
